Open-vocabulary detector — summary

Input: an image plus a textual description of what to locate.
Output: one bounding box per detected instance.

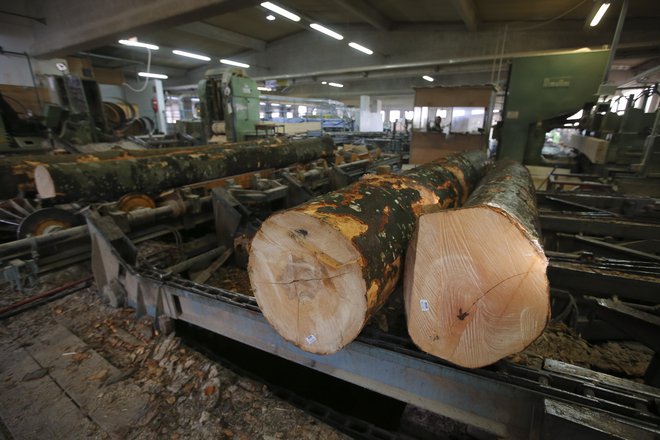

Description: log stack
[404,160,549,368]
[248,151,488,354]
[33,137,334,202]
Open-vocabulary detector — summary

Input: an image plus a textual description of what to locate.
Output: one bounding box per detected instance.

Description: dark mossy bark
[35,137,334,202]
[285,150,489,317]
[1,139,291,200]
[462,159,542,243]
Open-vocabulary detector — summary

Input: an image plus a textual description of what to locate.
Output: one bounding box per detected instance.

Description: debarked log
[34,137,334,202]
[404,160,550,368]
[248,151,488,354]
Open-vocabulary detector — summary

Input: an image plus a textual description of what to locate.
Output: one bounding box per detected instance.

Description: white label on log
[305,335,317,345]
[420,299,430,312]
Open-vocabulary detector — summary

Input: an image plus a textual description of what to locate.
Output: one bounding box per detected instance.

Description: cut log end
[34,165,56,199]
[404,206,549,368]
[248,210,367,354]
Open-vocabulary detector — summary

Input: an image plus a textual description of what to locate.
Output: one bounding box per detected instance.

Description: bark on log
[404,160,549,368]
[248,151,488,354]
[0,140,281,200]
[34,137,334,202]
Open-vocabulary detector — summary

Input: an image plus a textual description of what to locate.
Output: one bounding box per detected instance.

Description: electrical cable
[122,48,152,93]
[509,0,589,31]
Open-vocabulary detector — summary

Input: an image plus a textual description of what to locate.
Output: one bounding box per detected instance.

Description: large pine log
[34,137,334,202]
[248,151,488,354]
[0,140,278,200]
[404,160,549,368]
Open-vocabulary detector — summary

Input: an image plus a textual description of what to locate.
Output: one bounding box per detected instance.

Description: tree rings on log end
[404,206,549,368]
[34,165,56,199]
[248,210,367,354]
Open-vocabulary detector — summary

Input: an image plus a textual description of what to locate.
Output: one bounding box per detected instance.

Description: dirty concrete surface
[0,264,350,440]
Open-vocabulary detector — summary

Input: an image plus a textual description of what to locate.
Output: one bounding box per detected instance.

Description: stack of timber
[404,160,550,368]
[32,137,334,203]
[248,151,488,354]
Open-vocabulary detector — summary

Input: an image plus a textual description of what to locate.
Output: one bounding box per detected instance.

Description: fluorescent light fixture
[422,75,434,82]
[119,39,159,50]
[220,59,250,68]
[138,72,168,79]
[471,108,485,115]
[328,82,343,88]
[321,81,327,84]
[567,109,583,120]
[590,2,610,27]
[172,49,210,61]
[257,86,272,91]
[266,14,276,21]
[271,103,280,107]
[260,102,266,106]
[309,23,343,40]
[348,42,373,55]
[260,2,300,22]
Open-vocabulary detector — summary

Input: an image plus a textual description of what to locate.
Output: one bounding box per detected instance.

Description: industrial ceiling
[4,0,660,105]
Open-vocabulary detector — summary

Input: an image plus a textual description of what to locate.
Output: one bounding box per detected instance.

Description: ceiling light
[328,82,343,88]
[348,42,373,55]
[590,2,611,27]
[422,75,434,82]
[257,86,272,91]
[260,2,300,22]
[138,72,168,79]
[321,81,327,84]
[309,23,343,40]
[266,14,276,21]
[119,39,159,50]
[172,49,210,61]
[220,59,250,68]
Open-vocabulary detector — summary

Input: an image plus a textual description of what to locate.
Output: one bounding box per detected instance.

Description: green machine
[198,68,260,143]
[498,50,610,165]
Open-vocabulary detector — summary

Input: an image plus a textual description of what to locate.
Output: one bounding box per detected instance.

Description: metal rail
[86,213,660,440]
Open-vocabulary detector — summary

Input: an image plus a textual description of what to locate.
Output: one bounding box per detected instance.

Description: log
[34,137,334,202]
[404,160,550,368]
[0,141,273,200]
[248,151,488,354]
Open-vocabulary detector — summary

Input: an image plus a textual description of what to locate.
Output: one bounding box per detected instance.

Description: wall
[99,84,125,101]
[0,21,36,86]
[123,79,167,133]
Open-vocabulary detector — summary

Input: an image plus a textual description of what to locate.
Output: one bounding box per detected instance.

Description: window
[389,110,401,123]
[412,106,486,134]
[165,99,181,123]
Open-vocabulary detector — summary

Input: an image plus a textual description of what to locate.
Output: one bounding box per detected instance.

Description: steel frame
[85,211,660,439]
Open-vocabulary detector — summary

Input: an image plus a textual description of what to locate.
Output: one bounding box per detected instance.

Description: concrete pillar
[154,79,167,133]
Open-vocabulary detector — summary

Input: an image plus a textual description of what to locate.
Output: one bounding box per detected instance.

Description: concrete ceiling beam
[176,22,267,51]
[330,0,392,31]
[451,0,479,32]
[29,0,261,58]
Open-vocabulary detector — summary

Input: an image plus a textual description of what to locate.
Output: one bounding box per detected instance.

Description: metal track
[143,269,660,433]
[179,327,415,440]
[88,214,660,439]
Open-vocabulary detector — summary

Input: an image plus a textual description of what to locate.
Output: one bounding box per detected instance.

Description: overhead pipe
[602,0,630,84]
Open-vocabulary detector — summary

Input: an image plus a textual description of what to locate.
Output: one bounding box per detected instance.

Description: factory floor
[0,264,349,440]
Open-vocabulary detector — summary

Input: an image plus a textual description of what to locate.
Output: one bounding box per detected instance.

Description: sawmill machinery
[198,68,260,144]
